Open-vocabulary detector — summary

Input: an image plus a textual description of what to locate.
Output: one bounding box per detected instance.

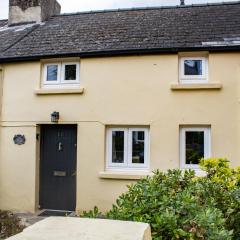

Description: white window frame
[106,127,150,171]
[43,63,61,85]
[61,62,80,84]
[180,127,211,169]
[179,57,208,84]
[107,128,128,168]
[42,62,80,88]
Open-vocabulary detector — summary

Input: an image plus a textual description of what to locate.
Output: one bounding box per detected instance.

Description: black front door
[40,125,77,211]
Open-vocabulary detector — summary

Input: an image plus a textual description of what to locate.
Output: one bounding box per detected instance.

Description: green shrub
[0,211,24,239]
[81,158,240,240]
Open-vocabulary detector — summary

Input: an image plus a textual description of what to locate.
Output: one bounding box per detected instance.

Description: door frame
[38,124,78,211]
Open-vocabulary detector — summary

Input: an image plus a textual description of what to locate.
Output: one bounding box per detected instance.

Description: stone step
[7,217,152,240]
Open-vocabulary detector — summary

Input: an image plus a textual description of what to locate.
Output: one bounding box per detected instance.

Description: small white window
[43,63,61,85]
[180,127,211,169]
[43,62,80,88]
[107,127,150,171]
[62,62,80,84]
[180,57,208,83]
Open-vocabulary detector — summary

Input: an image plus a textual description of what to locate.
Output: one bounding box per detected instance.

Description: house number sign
[13,135,26,145]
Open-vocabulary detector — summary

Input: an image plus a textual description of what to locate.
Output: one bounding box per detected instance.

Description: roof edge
[1,45,240,63]
[55,1,240,17]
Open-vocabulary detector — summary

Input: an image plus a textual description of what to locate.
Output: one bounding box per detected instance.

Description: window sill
[35,88,84,95]
[171,83,222,90]
[99,171,153,180]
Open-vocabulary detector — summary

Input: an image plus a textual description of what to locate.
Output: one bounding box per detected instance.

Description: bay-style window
[180,57,208,84]
[180,127,211,169]
[43,62,80,88]
[107,128,149,170]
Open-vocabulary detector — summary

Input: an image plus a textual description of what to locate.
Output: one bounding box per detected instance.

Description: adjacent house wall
[0,53,239,212]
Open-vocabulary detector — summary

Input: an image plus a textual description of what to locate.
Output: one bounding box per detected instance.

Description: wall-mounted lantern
[51,111,60,123]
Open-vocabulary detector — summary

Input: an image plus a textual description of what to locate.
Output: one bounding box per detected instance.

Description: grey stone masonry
[8,0,61,25]
[0,2,240,62]
[9,0,41,11]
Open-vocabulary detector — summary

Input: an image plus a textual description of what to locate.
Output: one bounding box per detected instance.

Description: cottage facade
[0,0,240,213]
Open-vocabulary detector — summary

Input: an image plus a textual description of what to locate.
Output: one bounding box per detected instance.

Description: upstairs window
[43,62,80,88]
[180,127,211,169]
[106,128,150,171]
[180,57,208,84]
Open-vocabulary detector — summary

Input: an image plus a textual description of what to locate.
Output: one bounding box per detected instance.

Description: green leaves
[0,211,24,239]
[106,160,240,240]
[81,159,240,240]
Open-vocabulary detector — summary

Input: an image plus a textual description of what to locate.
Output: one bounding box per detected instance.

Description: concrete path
[14,212,45,227]
[7,217,152,240]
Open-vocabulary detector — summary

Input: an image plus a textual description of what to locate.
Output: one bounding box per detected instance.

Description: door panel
[40,125,77,211]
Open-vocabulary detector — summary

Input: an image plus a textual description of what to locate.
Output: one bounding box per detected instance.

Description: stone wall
[8,0,61,25]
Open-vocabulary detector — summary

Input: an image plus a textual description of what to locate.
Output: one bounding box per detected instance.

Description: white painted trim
[99,171,153,180]
[179,57,208,84]
[61,62,80,84]
[106,127,150,171]
[42,62,80,88]
[43,63,61,85]
[171,82,222,90]
[180,127,211,169]
[128,128,149,169]
[107,128,128,168]
[35,88,84,95]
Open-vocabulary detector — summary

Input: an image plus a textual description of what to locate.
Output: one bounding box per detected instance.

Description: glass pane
[185,131,204,165]
[112,131,124,163]
[47,65,58,81]
[184,60,202,76]
[65,65,77,80]
[132,131,145,164]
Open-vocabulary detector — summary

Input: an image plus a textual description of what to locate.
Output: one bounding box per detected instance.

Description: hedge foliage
[0,211,24,239]
[82,158,240,240]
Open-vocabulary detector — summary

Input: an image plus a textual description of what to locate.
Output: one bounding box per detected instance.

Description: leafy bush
[0,211,24,239]
[81,158,240,240]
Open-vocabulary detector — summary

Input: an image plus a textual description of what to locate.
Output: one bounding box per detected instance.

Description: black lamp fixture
[51,111,60,123]
[180,0,185,5]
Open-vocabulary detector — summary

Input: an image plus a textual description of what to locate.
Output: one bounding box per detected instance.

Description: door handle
[71,171,76,177]
[58,142,63,151]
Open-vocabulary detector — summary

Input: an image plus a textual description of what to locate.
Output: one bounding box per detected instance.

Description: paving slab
[7,217,152,240]
[14,212,46,227]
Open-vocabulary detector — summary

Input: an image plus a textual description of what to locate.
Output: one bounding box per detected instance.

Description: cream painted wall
[0,53,240,212]
[0,65,3,122]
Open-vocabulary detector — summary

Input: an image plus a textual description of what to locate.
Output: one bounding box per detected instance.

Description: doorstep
[7,217,152,240]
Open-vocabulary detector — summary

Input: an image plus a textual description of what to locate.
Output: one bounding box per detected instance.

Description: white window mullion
[106,127,149,171]
[204,128,211,159]
[43,63,61,86]
[107,128,128,169]
[124,129,129,167]
[42,61,80,88]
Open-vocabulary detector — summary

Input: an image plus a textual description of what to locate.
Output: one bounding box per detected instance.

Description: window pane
[47,65,58,81]
[185,131,204,164]
[184,60,202,76]
[112,131,124,163]
[65,65,77,80]
[132,131,145,164]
